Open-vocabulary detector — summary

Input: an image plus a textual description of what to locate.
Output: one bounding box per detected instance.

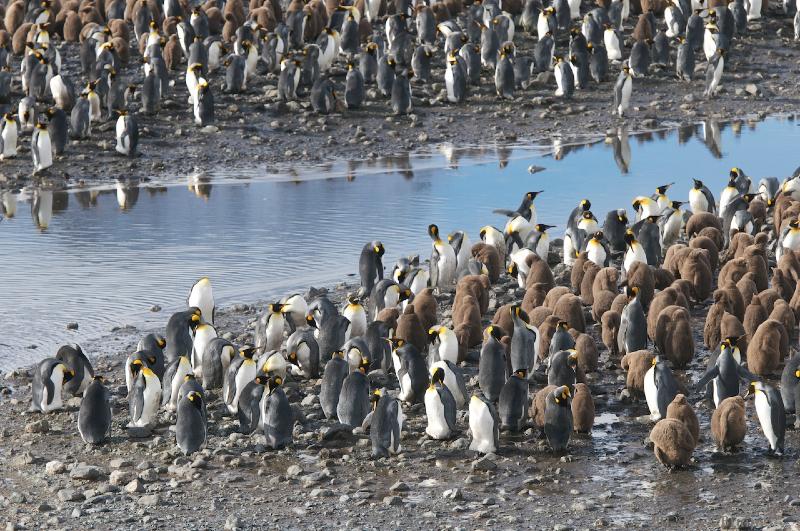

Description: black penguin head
[692,178,703,189]
[35,121,47,130]
[624,229,636,246]
[431,367,445,385]
[582,211,595,221]
[790,219,800,230]
[62,366,75,382]
[240,347,256,359]
[557,320,569,331]
[743,193,758,203]
[269,303,285,314]
[486,325,504,341]
[386,337,405,351]
[646,215,660,223]
[332,349,345,359]
[592,230,604,241]
[254,375,267,386]
[730,167,741,179]
[130,358,144,376]
[287,348,300,365]
[184,373,196,383]
[305,313,317,328]
[373,242,385,256]
[507,262,518,277]
[358,357,370,373]
[427,327,440,344]
[370,389,382,409]
[567,351,578,368]
[626,285,639,299]
[536,224,555,233]
[267,375,283,393]
[580,199,591,211]
[655,183,673,195]
[553,385,571,404]
[670,201,684,209]
[187,391,203,409]
[514,369,527,379]
[744,381,761,399]
[399,287,412,302]
[427,224,440,241]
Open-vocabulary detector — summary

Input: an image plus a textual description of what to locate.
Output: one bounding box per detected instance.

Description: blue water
[1,116,799,369]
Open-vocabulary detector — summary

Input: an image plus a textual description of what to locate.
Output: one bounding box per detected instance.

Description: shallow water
[2,115,800,370]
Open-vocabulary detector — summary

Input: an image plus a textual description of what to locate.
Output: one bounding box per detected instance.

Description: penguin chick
[78,376,112,444]
[649,418,695,469]
[711,395,746,451]
[544,385,573,452]
[666,394,699,446]
[571,382,594,433]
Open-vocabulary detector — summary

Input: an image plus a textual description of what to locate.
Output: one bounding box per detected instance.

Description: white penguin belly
[170,360,193,410]
[782,230,800,251]
[343,306,366,339]
[469,399,496,453]
[425,389,451,439]
[265,315,285,351]
[755,392,777,450]
[689,189,708,213]
[136,378,161,426]
[644,366,661,420]
[2,125,17,157]
[587,241,606,267]
[229,362,257,414]
[399,373,413,401]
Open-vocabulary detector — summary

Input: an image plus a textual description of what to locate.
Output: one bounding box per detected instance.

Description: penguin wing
[429,246,440,288]
[492,208,518,218]
[129,375,145,422]
[768,388,787,447]
[438,386,458,432]
[694,364,719,391]
[701,187,716,213]
[447,361,469,404]
[42,364,56,405]
[617,311,629,353]
[655,368,678,416]
[734,362,757,383]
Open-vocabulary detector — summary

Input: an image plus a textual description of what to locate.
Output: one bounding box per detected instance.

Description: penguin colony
[0,0,790,173]
[27,167,800,472]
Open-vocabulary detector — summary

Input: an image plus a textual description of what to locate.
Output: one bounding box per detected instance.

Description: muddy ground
[0,7,798,191]
[1,250,799,531]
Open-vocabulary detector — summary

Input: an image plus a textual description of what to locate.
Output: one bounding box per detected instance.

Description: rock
[66,322,78,330]
[109,470,134,486]
[286,464,303,477]
[719,515,753,530]
[127,426,153,438]
[745,84,760,97]
[57,489,84,502]
[138,468,159,482]
[443,488,463,500]
[125,479,145,493]
[389,481,409,492]
[138,494,160,507]
[25,419,49,434]
[45,460,66,475]
[320,424,355,442]
[150,305,162,312]
[471,455,497,471]
[224,515,242,531]
[310,488,333,498]
[383,495,403,506]
[528,165,545,174]
[70,465,105,481]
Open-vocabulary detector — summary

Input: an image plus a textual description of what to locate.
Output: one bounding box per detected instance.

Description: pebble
[25,420,49,434]
[66,322,79,330]
[224,515,242,531]
[57,489,84,502]
[45,460,66,475]
[286,464,303,477]
[125,479,145,493]
[471,455,497,471]
[137,494,160,507]
[383,495,403,506]
[389,481,409,492]
[70,465,105,481]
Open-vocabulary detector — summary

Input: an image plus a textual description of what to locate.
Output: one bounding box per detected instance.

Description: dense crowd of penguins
[0,0,794,174]
[24,167,800,468]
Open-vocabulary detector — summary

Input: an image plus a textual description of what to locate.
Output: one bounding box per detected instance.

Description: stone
[138,494,160,507]
[224,515,242,531]
[25,419,49,434]
[45,460,66,475]
[383,495,403,506]
[57,489,84,502]
[471,456,497,471]
[286,464,303,477]
[70,465,105,481]
[389,481,409,492]
[124,479,145,493]
[442,488,463,500]
[745,84,760,96]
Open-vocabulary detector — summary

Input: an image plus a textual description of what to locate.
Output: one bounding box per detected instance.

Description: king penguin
[359,240,385,294]
[176,391,207,454]
[746,381,786,456]
[188,277,215,325]
[286,329,320,378]
[613,63,632,117]
[425,367,458,439]
[31,358,74,412]
[165,308,201,364]
[428,325,459,365]
[393,341,429,404]
[128,366,162,428]
[428,224,457,291]
[618,286,647,354]
[237,374,267,434]
[499,369,530,432]
[689,178,716,214]
[469,391,500,454]
[255,303,287,352]
[55,344,94,396]
[695,337,752,407]
[510,306,540,374]
[337,357,371,427]
[32,121,53,173]
[544,385,573,452]
[370,389,405,457]
[261,375,293,449]
[320,350,349,419]
[78,376,112,444]
[223,347,257,414]
[162,355,194,410]
[479,325,508,402]
[644,355,679,421]
[430,359,468,408]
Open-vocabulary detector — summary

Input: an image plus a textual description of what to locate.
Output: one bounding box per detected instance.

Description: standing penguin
[320,350,349,419]
[343,296,367,340]
[78,376,112,444]
[746,381,786,455]
[223,347,258,414]
[55,344,94,396]
[0,112,18,159]
[623,229,647,273]
[188,277,214,325]
[337,358,371,427]
[588,42,608,83]
[548,350,578,388]
[165,308,201,363]
[359,240,385,294]
[676,37,694,82]
[644,356,679,421]
[344,63,365,108]
[370,389,405,457]
[495,44,514,99]
[613,63,632,117]
[31,359,73,412]
[479,326,508,401]
[286,329,320,378]
[255,303,287,352]
[45,108,67,157]
[498,369,529,432]
[393,341,429,404]
[445,51,467,103]
[469,391,500,454]
[603,209,629,253]
[428,325,459,365]
[689,178,716,214]
[194,79,214,125]
[261,376,293,449]
[128,367,162,428]
[553,56,574,98]
[780,355,800,418]
[704,48,725,99]
[425,367,458,439]
[544,385,573,451]
[32,121,53,173]
[176,391,206,455]
[695,337,752,407]
[618,286,647,354]
[586,231,611,267]
[390,69,412,115]
[114,111,138,156]
[237,374,267,434]
[311,77,337,114]
[510,306,539,373]
[428,224,457,291]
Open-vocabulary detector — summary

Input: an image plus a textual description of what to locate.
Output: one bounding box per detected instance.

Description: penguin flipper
[492,208,517,218]
[734,363,756,383]
[694,365,719,392]
[429,247,440,289]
